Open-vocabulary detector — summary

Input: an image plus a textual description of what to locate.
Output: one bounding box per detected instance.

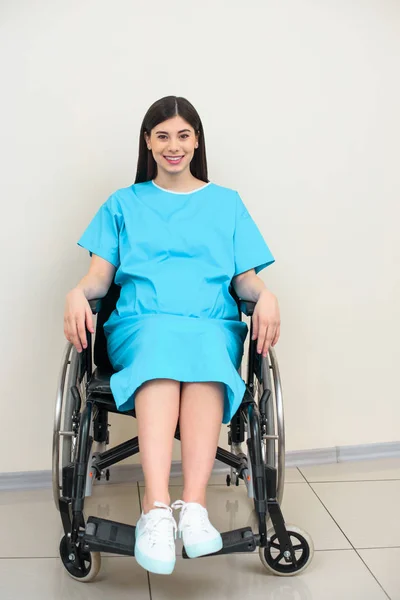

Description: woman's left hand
[252,289,281,357]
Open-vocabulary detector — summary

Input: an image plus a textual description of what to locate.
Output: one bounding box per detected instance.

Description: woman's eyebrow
[155,129,191,134]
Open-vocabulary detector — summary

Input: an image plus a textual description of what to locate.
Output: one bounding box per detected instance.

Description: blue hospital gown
[77,180,275,423]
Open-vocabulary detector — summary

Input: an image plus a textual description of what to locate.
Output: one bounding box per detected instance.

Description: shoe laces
[171,500,210,534]
[143,501,177,548]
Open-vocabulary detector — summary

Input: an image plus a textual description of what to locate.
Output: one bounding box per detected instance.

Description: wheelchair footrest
[84,516,136,556]
[182,527,256,559]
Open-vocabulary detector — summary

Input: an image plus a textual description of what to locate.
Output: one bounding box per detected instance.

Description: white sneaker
[171,500,223,558]
[135,501,177,575]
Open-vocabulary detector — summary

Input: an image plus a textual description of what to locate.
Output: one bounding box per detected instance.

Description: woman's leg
[179,382,225,507]
[135,378,180,514]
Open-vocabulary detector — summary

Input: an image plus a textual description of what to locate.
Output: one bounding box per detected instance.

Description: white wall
[0,0,399,473]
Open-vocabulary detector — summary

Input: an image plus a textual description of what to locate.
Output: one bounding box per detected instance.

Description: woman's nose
[167,140,181,152]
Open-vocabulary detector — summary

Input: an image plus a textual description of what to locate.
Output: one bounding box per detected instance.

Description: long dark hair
[134,96,209,184]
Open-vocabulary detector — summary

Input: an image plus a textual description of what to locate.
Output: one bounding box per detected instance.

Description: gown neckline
[151,180,212,195]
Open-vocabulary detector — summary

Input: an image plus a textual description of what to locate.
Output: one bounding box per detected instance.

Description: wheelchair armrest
[239,299,256,317]
[89,299,102,314]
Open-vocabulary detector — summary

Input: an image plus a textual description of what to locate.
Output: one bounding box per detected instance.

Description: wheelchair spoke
[77,551,88,574]
[292,544,303,551]
[270,542,281,550]
[272,551,285,566]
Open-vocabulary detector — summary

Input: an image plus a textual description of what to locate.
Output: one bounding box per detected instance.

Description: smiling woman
[144,114,202,189]
[66,95,278,575]
[156,128,189,165]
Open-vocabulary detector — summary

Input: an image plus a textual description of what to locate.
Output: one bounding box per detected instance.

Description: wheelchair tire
[253,349,285,506]
[52,343,83,509]
[59,535,101,582]
[259,524,314,576]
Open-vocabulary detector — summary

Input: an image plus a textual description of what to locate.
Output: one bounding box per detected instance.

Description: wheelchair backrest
[94,282,242,372]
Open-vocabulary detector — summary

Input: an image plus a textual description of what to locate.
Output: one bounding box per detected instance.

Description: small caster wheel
[259,524,314,576]
[105,469,110,481]
[59,535,101,582]
[226,474,231,486]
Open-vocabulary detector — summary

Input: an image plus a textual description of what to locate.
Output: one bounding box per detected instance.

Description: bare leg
[135,379,180,514]
[179,382,224,507]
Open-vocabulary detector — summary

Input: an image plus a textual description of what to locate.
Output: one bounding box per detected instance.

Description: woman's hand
[252,289,281,357]
[64,287,94,353]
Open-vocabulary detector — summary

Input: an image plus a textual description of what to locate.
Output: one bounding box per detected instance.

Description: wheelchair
[52,283,314,582]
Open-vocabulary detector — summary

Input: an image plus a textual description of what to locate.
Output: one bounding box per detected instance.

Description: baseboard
[285,447,338,467]
[1,441,399,492]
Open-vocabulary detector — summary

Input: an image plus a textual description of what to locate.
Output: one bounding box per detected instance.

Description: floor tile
[359,548,400,600]
[311,480,400,548]
[0,488,64,558]
[148,551,388,600]
[85,483,142,527]
[284,467,307,483]
[300,458,400,482]
[139,481,351,555]
[0,484,141,559]
[0,557,150,600]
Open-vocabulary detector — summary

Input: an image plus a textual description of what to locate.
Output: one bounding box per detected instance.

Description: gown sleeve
[233,191,275,276]
[77,194,122,268]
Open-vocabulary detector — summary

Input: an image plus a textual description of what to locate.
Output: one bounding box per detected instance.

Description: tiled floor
[1,458,400,599]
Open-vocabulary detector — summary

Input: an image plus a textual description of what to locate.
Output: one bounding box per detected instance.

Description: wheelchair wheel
[253,348,285,505]
[59,535,101,582]
[52,343,84,509]
[259,524,314,576]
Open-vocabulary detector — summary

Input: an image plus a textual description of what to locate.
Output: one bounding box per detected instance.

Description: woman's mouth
[164,155,184,165]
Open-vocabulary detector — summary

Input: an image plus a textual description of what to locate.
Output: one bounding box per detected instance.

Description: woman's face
[145,115,199,175]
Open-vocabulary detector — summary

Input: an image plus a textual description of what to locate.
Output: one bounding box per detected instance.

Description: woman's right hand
[64,287,95,352]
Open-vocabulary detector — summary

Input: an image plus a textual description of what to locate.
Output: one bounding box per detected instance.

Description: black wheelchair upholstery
[86,282,131,415]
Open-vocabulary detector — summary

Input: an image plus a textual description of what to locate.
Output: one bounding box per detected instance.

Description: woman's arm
[231,268,266,302]
[232,268,280,357]
[76,254,116,300]
[64,254,116,352]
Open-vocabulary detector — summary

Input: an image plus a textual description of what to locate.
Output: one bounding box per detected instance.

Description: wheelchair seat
[87,368,113,396]
[87,368,137,417]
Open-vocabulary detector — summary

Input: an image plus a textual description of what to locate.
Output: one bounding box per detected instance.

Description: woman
[64,95,280,575]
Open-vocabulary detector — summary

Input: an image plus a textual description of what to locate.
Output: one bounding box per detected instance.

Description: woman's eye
[157,134,189,140]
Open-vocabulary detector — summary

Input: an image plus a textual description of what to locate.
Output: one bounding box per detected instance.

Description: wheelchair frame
[53,297,313,580]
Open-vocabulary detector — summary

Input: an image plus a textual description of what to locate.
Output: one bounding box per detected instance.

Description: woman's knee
[181,381,225,400]
[138,378,180,391]
[135,378,181,402]
[181,381,223,390]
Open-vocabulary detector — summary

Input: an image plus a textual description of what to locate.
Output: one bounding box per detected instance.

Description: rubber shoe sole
[135,544,176,575]
[184,533,223,559]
